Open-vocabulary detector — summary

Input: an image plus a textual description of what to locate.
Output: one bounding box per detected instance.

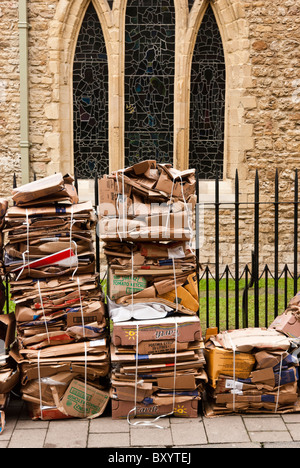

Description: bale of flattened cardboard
[3,201,96,279]
[0,199,9,314]
[98,160,196,242]
[0,314,19,434]
[110,316,207,420]
[9,340,110,420]
[269,291,300,339]
[105,240,199,318]
[203,327,300,416]
[4,174,110,421]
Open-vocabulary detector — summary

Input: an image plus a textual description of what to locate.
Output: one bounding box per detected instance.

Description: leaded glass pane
[125,0,175,167]
[189,5,225,179]
[73,3,109,178]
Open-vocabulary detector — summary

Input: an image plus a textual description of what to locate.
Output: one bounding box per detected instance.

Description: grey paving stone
[90,416,130,433]
[44,419,89,448]
[181,443,262,448]
[171,421,207,446]
[264,441,300,448]
[203,415,250,444]
[8,429,47,448]
[130,427,173,447]
[88,432,130,448]
[286,423,300,441]
[243,416,287,432]
[170,417,203,424]
[15,418,49,430]
[249,431,292,443]
[282,413,300,423]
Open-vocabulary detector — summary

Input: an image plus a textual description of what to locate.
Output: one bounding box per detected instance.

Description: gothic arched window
[124,0,175,167]
[189,5,226,179]
[73,2,109,178]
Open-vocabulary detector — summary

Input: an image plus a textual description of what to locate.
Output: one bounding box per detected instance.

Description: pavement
[2,396,300,449]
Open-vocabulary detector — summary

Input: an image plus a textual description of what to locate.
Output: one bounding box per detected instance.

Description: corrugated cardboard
[158,286,199,313]
[269,312,300,338]
[211,328,291,353]
[60,379,109,419]
[112,398,199,419]
[0,314,16,351]
[205,347,256,388]
[112,316,202,347]
[109,270,147,301]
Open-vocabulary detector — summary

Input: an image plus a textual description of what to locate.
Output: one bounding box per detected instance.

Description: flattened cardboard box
[60,379,109,419]
[113,316,202,347]
[115,339,203,355]
[205,347,256,388]
[269,312,300,338]
[112,398,199,419]
[108,270,147,301]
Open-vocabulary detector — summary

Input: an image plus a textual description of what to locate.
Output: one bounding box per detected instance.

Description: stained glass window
[189,5,226,179]
[124,0,175,168]
[73,2,109,178]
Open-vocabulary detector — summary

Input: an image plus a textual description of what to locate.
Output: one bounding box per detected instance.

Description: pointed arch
[73,2,109,178]
[174,0,254,181]
[189,4,226,179]
[124,0,176,167]
[47,0,120,176]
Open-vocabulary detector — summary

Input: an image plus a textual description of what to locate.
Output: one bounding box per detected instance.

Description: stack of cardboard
[203,327,300,416]
[110,317,207,419]
[0,199,8,277]
[0,314,19,433]
[99,160,206,421]
[4,174,110,421]
[0,199,8,314]
[99,160,196,242]
[269,292,300,339]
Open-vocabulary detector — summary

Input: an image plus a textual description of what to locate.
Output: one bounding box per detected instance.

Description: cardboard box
[116,339,202,355]
[109,270,147,301]
[269,312,300,338]
[112,398,199,420]
[112,316,202,347]
[158,286,199,313]
[211,328,291,353]
[11,173,75,205]
[0,314,16,351]
[205,347,256,388]
[60,379,109,419]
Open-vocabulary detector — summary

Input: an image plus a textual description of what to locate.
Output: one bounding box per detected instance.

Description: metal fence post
[294,169,298,295]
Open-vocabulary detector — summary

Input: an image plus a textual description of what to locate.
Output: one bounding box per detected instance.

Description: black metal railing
[195,168,299,332]
[7,168,300,333]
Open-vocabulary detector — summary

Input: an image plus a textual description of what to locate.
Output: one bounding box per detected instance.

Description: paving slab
[90,417,130,433]
[44,419,89,448]
[264,441,300,448]
[203,415,250,444]
[88,432,130,448]
[285,423,300,441]
[187,443,262,448]
[8,428,47,448]
[171,421,207,446]
[130,427,173,447]
[282,413,300,423]
[243,416,287,432]
[249,431,292,443]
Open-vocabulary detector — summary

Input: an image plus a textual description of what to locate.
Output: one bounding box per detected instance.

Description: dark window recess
[189,5,226,179]
[124,0,175,168]
[73,2,109,178]
[188,0,194,10]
